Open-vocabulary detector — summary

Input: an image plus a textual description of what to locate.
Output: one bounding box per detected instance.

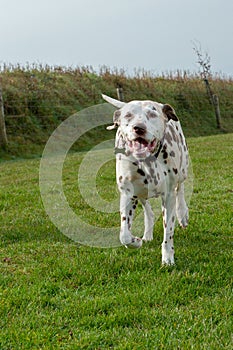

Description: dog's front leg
[161,191,176,265]
[141,199,154,242]
[119,193,142,249]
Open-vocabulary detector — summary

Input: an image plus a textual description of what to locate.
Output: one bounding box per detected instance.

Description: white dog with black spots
[103,94,189,265]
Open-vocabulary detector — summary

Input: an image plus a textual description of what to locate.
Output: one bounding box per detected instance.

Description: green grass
[0,133,233,349]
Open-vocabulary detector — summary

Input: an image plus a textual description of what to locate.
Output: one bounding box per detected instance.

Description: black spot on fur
[179,133,184,145]
[170,151,175,157]
[150,168,155,175]
[144,179,148,184]
[173,168,178,174]
[137,168,145,176]
[165,132,173,146]
[169,125,177,141]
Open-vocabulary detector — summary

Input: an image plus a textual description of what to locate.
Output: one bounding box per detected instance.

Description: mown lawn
[0,133,233,349]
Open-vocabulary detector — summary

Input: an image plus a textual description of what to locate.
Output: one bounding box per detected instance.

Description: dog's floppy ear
[102,94,125,130]
[163,104,179,121]
[106,110,121,130]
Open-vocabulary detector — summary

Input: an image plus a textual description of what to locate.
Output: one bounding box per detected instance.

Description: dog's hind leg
[176,182,189,228]
[161,191,176,265]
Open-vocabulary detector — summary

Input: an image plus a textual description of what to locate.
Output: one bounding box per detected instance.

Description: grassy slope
[1,66,233,159]
[0,133,232,349]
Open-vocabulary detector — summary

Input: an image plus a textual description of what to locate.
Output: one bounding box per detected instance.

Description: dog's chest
[116,154,169,198]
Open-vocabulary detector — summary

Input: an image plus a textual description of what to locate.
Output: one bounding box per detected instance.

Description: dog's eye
[124,112,134,120]
[147,110,157,119]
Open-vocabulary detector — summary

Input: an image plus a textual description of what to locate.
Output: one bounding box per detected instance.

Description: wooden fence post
[213,94,221,129]
[116,86,124,102]
[203,78,221,129]
[0,87,8,148]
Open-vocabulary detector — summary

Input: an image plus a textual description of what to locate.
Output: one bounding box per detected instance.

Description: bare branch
[192,40,212,79]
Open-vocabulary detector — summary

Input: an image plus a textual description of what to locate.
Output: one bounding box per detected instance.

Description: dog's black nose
[133,125,146,135]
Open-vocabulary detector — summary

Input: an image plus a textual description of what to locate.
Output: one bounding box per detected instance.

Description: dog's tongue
[133,139,148,151]
[133,140,144,151]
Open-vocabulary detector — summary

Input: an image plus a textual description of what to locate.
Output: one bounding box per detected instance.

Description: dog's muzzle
[127,137,157,158]
[123,124,156,158]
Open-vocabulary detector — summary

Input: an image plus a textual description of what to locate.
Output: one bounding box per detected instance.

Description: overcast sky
[1,0,232,76]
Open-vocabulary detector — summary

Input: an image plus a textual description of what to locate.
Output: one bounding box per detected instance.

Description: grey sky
[1,0,232,76]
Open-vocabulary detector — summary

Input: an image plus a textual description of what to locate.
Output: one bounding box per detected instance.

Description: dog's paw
[162,258,175,266]
[161,242,175,265]
[125,237,142,249]
[179,210,189,228]
[142,233,153,242]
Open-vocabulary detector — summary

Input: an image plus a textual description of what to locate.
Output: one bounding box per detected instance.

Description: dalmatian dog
[102,94,189,265]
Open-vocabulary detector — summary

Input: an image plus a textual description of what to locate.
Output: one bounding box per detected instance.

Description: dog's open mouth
[127,137,157,157]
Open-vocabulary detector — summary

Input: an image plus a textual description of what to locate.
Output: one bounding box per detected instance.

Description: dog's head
[103,94,178,159]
